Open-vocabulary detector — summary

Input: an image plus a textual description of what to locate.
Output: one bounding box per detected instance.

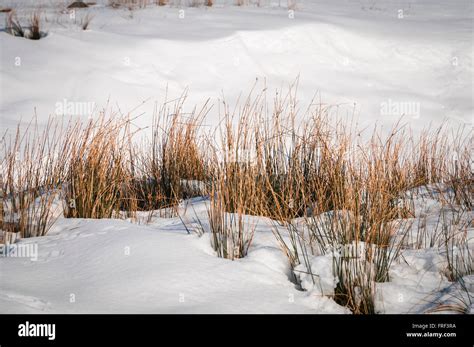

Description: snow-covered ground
[0,0,472,135]
[0,0,473,314]
[0,198,351,313]
[0,194,473,313]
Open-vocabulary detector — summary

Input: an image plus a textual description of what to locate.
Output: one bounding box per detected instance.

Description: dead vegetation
[1,85,471,311]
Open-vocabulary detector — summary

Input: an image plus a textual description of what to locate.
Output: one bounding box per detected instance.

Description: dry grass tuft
[132,95,210,217]
[28,12,41,40]
[63,114,134,219]
[5,11,24,38]
[4,11,45,40]
[81,13,94,30]
[1,117,67,238]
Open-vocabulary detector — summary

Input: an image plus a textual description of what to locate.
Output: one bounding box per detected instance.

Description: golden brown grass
[132,95,210,217]
[0,117,67,238]
[1,85,471,313]
[62,113,134,219]
[208,183,257,259]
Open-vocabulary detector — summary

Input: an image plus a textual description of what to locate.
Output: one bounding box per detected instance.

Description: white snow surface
[0,200,348,313]
[0,0,472,135]
[1,194,473,314]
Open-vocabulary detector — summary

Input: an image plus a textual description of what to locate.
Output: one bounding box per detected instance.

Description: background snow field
[0,0,472,134]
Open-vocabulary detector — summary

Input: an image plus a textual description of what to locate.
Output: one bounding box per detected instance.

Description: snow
[0,210,340,313]
[0,0,472,135]
[1,192,472,313]
[1,0,473,313]
[295,253,338,296]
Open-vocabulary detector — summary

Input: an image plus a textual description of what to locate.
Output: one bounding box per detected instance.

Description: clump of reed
[207,185,257,260]
[267,120,414,313]
[205,93,263,259]
[5,10,45,40]
[0,117,67,238]
[62,113,135,219]
[5,10,24,37]
[132,95,210,218]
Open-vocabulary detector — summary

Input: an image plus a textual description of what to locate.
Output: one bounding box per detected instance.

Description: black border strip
[0,314,472,346]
